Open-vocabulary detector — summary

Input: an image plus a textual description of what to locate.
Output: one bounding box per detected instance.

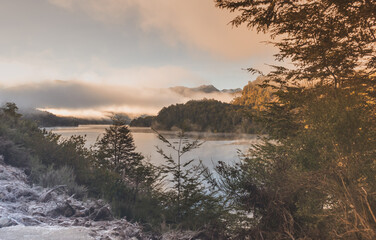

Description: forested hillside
[22,110,114,127]
[130,99,263,133]
[231,77,274,111]
[130,80,274,133]
[129,116,154,127]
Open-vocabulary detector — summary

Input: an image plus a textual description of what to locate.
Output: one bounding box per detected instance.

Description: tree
[232,77,274,111]
[215,0,376,239]
[155,131,202,220]
[94,117,144,186]
[1,102,22,126]
[216,0,376,89]
[154,130,224,231]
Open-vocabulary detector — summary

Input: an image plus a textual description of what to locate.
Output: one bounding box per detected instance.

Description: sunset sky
[0,0,277,117]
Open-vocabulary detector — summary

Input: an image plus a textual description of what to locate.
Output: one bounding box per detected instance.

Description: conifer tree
[154,130,223,230]
[94,116,144,186]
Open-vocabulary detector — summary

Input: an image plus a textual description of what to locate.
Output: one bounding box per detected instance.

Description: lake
[46,125,261,170]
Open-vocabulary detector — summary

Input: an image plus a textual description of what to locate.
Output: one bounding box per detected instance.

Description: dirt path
[0,226,93,240]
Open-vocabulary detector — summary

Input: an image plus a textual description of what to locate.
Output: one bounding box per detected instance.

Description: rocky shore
[0,160,199,240]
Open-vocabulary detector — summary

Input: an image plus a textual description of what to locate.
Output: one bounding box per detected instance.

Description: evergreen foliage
[152,99,258,133]
[154,130,225,231]
[22,110,112,127]
[0,103,227,236]
[0,103,162,229]
[94,117,143,177]
[130,116,154,127]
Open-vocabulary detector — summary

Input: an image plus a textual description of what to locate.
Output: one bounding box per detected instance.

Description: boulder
[0,217,17,228]
[22,217,42,226]
[90,206,113,221]
[47,202,76,218]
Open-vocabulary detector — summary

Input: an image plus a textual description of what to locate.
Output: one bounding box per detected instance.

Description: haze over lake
[47,125,260,169]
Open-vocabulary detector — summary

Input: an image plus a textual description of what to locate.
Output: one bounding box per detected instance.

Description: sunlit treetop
[216,0,376,89]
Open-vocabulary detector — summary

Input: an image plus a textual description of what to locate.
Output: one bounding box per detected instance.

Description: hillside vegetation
[22,109,114,127]
[231,78,274,111]
[131,99,264,133]
[131,80,274,134]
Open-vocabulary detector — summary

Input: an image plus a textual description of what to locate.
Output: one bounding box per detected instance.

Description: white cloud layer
[0,55,204,88]
[0,80,236,118]
[47,0,274,60]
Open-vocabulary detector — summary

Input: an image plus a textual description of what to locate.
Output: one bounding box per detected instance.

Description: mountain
[169,84,241,97]
[221,88,242,93]
[194,85,220,93]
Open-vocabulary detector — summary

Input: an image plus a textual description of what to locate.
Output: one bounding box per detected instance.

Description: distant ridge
[194,85,220,93]
[170,84,241,97]
[221,88,242,93]
[21,109,113,127]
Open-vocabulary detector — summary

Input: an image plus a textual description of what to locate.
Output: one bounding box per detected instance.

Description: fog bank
[0,80,236,118]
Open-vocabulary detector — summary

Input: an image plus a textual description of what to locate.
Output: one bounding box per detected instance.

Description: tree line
[22,109,114,127]
[131,99,265,134]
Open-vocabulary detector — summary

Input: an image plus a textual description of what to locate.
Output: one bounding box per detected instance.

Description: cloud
[47,0,137,23]
[0,56,61,87]
[0,80,236,118]
[76,63,204,88]
[47,0,275,60]
[0,54,205,88]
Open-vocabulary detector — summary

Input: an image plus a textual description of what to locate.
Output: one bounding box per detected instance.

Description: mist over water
[47,125,261,170]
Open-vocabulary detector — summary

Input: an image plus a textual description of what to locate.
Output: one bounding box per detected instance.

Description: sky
[0,0,277,118]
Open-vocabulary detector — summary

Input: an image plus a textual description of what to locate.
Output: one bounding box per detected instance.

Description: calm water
[46,125,260,170]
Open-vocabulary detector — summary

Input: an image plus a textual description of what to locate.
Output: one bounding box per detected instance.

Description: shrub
[0,137,30,168]
[33,162,87,199]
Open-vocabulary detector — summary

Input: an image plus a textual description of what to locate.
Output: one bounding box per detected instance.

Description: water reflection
[46,125,261,170]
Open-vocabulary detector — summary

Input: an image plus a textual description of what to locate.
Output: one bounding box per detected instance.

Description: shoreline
[44,125,264,141]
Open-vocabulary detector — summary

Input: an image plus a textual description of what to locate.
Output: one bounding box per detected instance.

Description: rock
[88,206,95,215]
[22,217,42,226]
[0,217,18,228]
[48,202,76,218]
[39,185,66,202]
[0,161,155,239]
[73,210,86,218]
[32,212,46,217]
[17,189,39,200]
[91,206,113,221]
[73,219,80,226]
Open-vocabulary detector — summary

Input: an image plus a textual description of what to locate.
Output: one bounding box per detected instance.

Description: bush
[31,160,87,199]
[0,137,30,168]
